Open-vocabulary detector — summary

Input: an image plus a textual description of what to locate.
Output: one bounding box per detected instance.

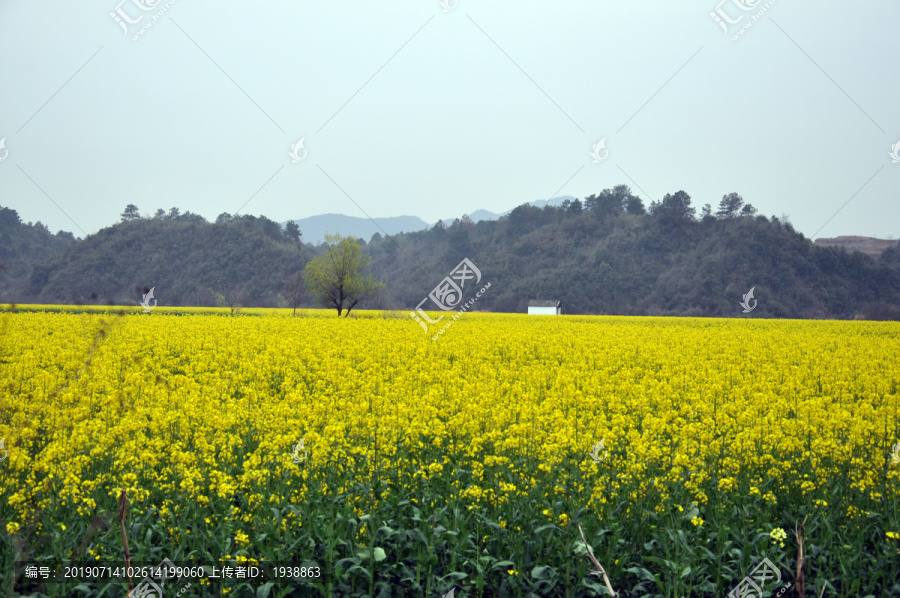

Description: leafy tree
[167,207,181,220]
[623,195,646,215]
[120,204,141,222]
[506,204,541,236]
[567,198,583,215]
[650,191,695,223]
[716,193,744,219]
[447,224,473,258]
[429,222,446,241]
[216,213,233,225]
[153,209,166,219]
[740,204,758,217]
[0,206,20,229]
[586,185,637,217]
[186,211,207,223]
[611,185,636,209]
[285,221,301,244]
[304,234,383,317]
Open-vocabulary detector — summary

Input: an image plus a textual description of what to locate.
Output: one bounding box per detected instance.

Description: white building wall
[528,306,559,315]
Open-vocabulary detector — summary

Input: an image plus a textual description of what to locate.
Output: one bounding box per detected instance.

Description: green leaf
[334,557,361,572]
[373,547,387,562]
[337,564,372,581]
[256,582,275,598]
[582,578,616,596]
[405,528,428,546]
[531,565,555,580]
[625,566,657,582]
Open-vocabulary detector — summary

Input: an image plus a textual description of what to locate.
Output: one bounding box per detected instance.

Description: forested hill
[0,206,76,301]
[2,187,899,319]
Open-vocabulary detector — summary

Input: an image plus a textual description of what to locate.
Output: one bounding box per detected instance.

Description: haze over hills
[284,214,431,245]
[288,197,576,244]
[814,236,898,257]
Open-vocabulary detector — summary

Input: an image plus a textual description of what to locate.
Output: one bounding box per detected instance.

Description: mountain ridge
[287,197,577,244]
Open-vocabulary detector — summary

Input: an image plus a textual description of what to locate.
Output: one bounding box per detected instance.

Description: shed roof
[529,300,561,307]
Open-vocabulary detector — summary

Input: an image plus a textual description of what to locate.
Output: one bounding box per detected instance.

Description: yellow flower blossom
[770,527,787,548]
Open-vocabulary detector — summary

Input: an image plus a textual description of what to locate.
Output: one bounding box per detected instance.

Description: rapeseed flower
[770,527,787,548]
[1,308,898,572]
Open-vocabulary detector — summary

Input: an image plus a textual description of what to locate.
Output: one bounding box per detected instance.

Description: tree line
[1,188,898,319]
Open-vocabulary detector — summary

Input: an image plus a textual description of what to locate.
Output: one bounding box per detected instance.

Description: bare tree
[223,284,247,316]
[285,272,304,316]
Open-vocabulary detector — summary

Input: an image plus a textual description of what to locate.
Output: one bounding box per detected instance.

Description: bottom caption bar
[14,559,331,587]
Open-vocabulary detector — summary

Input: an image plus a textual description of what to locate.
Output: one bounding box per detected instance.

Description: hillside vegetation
[2,188,899,319]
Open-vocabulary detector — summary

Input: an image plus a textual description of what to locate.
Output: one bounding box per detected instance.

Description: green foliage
[0,206,74,303]
[1,196,899,320]
[4,208,307,309]
[305,234,384,316]
[8,432,899,596]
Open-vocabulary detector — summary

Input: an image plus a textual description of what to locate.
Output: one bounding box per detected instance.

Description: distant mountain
[529,196,575,209]
[436,196,575,226]
[434,209,502,225]
[284,214,429,245]
[468,209,503,223]
[289,197,578,242]
[814,236,898,257]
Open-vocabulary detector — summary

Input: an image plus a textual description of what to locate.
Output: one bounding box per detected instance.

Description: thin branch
[578,524,617,597]
[794,515,808,598]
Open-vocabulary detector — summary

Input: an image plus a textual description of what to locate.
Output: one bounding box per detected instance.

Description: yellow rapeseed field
[1,306,898,595]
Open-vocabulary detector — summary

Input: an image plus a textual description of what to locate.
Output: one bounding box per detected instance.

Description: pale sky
[1,1,898,241]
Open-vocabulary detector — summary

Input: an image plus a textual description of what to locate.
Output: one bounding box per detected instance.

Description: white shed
[528,300,561,315]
